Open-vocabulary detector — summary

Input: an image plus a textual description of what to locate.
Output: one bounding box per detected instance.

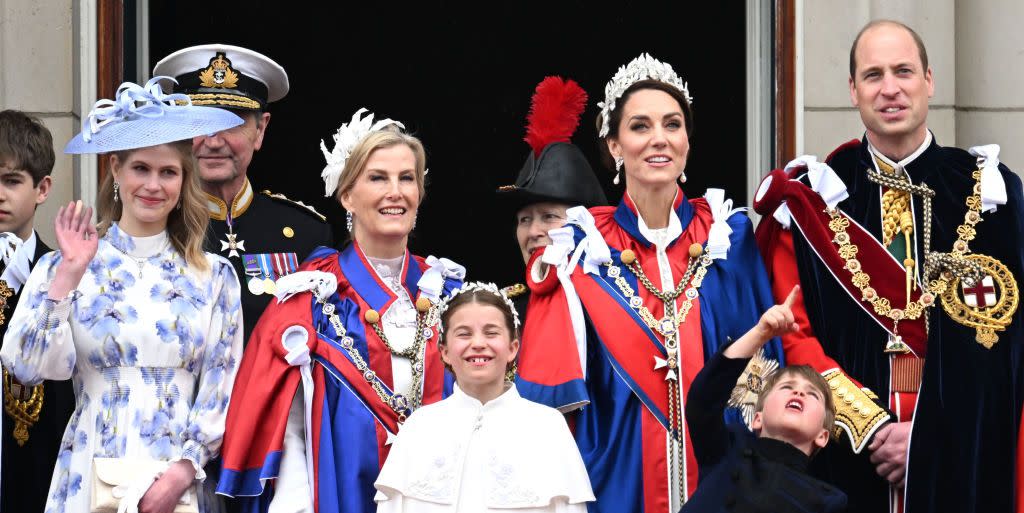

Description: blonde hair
[97,140,210,272]
[334,127,427,205]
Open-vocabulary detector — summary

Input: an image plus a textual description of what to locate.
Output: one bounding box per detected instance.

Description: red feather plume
[524,76,588,157]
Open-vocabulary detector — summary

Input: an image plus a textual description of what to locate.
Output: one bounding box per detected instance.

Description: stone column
[955,0,1024,177]
[801,0,956,158]
[0,0,76,244]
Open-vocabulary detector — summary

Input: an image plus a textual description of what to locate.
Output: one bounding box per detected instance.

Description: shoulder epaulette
[261,190,327,222]
[502,283,527,298]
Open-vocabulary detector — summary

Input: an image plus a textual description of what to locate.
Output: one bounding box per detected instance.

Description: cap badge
[199,52,239,89]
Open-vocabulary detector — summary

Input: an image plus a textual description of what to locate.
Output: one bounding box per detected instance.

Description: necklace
[827,165,1001,350]
[109,240,162,278]
[604,242,712,506]
[319,297,437,422]
[607,243,712,356]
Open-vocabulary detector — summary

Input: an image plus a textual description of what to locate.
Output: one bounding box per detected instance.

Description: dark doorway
[149,2,748,286]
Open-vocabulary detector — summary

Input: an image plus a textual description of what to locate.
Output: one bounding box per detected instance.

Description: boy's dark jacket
[1,236,77,513]
[682,348,847,513]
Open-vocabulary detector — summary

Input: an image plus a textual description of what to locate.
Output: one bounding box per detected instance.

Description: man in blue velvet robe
[754,19,1024,513]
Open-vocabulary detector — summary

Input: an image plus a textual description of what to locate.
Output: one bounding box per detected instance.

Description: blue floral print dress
[0,224,243,513]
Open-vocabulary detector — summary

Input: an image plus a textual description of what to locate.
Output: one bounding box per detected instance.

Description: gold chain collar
[319,297,438,422]
[827,165,1016,348]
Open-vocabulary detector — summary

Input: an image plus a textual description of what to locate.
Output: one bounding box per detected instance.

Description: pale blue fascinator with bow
[64,76,244,154]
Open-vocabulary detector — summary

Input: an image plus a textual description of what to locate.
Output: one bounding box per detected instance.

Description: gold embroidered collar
[205,178,254,220]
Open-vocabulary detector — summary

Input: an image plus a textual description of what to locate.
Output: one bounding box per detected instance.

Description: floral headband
[319,108,405,197]
[439,281,521,332]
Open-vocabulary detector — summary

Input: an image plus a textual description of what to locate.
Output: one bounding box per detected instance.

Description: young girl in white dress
[374,282,594,512]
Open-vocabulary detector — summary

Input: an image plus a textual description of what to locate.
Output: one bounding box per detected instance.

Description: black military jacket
[203,179,333,341]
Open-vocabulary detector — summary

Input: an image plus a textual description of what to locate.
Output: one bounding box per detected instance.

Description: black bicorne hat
[497,76,607,212]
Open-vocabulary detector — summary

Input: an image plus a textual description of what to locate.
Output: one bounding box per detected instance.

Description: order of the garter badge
[199,52,239,89]
[940,254,1018,348]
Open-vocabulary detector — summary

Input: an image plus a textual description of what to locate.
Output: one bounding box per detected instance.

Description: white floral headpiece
[320,108,405,197]
[439,281,521,332]
[597,53,693,138]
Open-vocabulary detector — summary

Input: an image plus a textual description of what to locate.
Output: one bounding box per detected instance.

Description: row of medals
[247,274,278,296]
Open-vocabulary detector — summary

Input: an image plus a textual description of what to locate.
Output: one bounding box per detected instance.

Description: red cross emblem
[963,275,997,308]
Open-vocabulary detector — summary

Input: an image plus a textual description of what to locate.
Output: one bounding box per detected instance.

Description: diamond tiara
[597,53,693,138]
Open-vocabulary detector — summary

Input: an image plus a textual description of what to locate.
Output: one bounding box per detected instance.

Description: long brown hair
[595,79,695,172]
[97,140,210,272]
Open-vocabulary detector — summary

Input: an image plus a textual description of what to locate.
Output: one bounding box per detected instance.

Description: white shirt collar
[450,383,520,411]
[631,190,683,248]
[2,231,36,293]
[868,130,933,172]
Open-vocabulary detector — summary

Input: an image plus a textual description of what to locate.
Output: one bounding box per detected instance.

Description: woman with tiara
[0,78,245,512]
[217,109,465,513]
[516,54,786,512]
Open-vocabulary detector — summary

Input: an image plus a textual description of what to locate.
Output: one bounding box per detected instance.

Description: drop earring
[113,181,120,203]
[613,156,624,185]
[346,211,354,233]
[679,171,687,184]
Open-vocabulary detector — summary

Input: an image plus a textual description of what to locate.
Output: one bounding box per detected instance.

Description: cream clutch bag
[91,458,200,513]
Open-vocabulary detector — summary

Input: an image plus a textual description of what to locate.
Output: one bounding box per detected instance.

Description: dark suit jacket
[1,235,77,513]
[682,349,847,513]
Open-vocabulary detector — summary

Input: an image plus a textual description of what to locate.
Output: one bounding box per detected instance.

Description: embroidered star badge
[220,233,245,258]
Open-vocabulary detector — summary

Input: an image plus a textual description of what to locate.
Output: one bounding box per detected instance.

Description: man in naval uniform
[496,76,607,321]
[753,20,1024,513]
[154,45,333,341]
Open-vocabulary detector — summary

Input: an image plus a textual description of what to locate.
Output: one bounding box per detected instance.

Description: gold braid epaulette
[261,190,327,222]
[501,283,527,298]
[822,369,890,453]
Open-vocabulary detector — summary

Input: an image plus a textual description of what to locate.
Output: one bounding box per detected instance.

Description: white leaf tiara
[320,108,405,197]
[597,53,693,138]
[439,281,521,332]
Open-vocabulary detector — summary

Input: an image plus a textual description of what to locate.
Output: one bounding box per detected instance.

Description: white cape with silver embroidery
[374,384,594,512]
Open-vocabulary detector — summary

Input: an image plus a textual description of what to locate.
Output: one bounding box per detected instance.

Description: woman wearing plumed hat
[496,76,607,321]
